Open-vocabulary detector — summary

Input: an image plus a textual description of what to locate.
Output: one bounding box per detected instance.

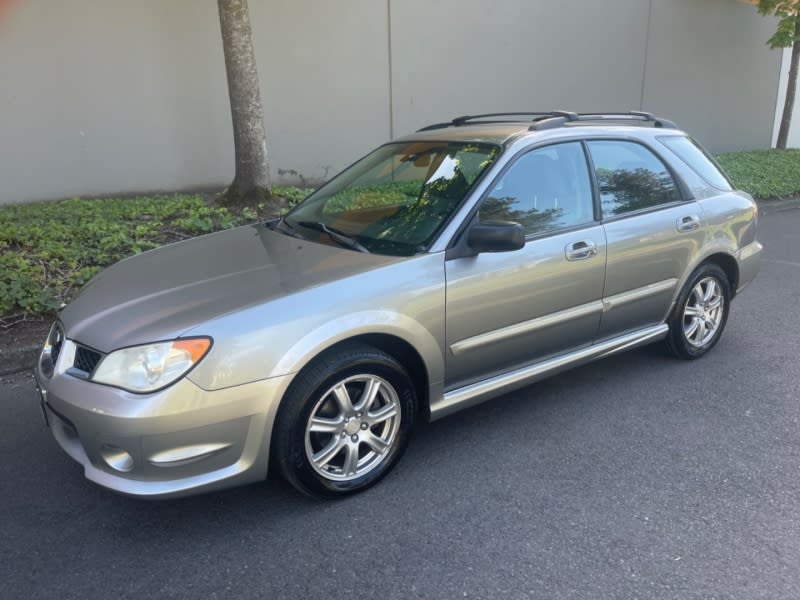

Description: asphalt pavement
[1,207,799,600]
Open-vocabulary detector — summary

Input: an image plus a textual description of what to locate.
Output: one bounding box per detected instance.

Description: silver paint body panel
[36,122,762,498]
[445,224,606,389]
[599,201,705,337]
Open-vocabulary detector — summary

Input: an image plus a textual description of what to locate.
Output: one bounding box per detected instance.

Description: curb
[757,196,800,214]
[0,197,796,378]
[0,345,39,377]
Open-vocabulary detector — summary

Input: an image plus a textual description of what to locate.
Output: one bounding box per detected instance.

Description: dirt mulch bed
[0,318,52,375]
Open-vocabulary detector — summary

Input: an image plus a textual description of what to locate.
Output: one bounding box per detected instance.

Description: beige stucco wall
[389,0,652,136]
[0,1,233,204]
[0,0,782,205]
[642,0,781,152]
[0,0,391,205]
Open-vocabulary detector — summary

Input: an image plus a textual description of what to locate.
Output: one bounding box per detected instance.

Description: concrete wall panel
[0,0,785,204]
[642,0,781,152]
[0,0,233,204]
[249,0,390,185]
[389,0,651,135]
[0,0,390,204]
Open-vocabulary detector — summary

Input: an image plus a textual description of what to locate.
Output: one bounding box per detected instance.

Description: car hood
[59,224,401,352]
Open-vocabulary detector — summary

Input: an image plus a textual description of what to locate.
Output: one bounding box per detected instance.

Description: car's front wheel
[272,344,416,498]
[666,263,731,360]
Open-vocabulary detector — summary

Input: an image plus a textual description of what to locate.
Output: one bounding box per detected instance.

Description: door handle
[676,215,700,233]
[565,240,597,261]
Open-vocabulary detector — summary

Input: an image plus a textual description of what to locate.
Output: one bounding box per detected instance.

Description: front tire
[665,263,731,360]
[272,344,416,498]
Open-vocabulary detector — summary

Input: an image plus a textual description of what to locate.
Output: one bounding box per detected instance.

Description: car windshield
[282,141,501,256]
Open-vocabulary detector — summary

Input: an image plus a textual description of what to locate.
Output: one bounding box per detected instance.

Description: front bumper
[36,356,291,499]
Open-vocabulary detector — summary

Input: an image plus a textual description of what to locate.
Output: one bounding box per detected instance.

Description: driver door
[444,141,606,389]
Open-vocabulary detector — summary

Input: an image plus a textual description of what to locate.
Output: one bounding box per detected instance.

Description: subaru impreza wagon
[35,111,762,499]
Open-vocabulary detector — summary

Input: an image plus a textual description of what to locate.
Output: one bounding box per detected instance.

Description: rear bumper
[36,358,291,499]
[735,240,763,294]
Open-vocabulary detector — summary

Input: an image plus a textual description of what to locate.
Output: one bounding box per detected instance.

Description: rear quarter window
[659,136,733,191]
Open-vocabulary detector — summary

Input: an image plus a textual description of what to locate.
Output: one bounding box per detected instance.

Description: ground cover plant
[0,188,310,326]
[716,149,800,200]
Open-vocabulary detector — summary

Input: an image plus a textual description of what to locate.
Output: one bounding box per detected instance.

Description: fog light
[100,445,134,472]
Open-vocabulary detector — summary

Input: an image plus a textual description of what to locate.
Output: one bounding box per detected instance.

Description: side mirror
[467,221,525,253]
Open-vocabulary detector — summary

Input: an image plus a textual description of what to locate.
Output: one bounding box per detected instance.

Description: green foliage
[596,168,679,215]
[716,148,800,198]
[273,185,313,208]
[0,189,307,318]
[753,0,800,48]
[323,181,423,214]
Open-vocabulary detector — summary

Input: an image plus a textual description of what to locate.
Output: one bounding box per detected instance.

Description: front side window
[284,141,500,256]
[479,142,594,235]
[587,140,682,218]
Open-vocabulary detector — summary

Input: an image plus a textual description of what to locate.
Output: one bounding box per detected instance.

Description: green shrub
[273,185,313,208]
[323,181,423,213]
[0,187,313,319]
[716,149,800,199]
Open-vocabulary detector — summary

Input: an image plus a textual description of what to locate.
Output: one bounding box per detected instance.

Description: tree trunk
[776,20,800,149]
[217,0,272,205]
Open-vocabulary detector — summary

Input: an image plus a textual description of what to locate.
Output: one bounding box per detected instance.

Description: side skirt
[429,323,668,421]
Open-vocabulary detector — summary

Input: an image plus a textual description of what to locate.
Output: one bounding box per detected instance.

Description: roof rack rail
[416,111,573,132]
[416,111,678,133]
[530,111,678,131]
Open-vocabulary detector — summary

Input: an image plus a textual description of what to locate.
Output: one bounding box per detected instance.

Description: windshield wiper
[295,220,370,253]
[270,217,304,239]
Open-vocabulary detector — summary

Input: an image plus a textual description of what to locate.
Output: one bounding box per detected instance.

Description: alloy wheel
[304,374,401,482]
[682,276,725,348]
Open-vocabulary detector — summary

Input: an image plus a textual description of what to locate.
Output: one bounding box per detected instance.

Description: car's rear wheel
[666,263,731,360]
[272,344,416,498]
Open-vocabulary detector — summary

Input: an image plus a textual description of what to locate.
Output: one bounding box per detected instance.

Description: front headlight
[92,338,212,393]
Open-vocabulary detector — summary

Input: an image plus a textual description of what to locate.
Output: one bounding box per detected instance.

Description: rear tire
[271,343,416,499]
[665,263,731,360]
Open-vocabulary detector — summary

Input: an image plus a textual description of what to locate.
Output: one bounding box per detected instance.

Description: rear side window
[586,140,682,218]
[659,135,733,191]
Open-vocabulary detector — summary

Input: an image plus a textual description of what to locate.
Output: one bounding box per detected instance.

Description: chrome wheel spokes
[682,277,724,347]
[305,374,401,481]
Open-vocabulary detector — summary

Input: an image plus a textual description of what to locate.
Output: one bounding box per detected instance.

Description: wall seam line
[639,0,653,110]
[387,0,394,139]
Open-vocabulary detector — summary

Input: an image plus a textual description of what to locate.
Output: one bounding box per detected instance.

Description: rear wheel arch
[665,262,731,360]
[703,252,739,297]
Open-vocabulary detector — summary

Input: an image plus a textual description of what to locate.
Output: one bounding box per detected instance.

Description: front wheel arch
[270,342,417,498]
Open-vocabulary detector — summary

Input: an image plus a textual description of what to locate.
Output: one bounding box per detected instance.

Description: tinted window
[479,142,594,235]
[587,140,681,218]
[660,135,733,190]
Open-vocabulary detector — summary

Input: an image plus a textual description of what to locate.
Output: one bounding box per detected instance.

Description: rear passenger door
[585,139,705,339]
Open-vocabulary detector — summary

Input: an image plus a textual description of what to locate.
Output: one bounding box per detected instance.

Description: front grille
[73,346,102,374]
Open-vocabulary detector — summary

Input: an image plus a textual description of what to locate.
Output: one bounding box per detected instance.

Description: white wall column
[772,48,800,148]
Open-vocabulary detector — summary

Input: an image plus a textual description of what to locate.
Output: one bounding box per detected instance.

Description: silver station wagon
[35,112,762,499]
